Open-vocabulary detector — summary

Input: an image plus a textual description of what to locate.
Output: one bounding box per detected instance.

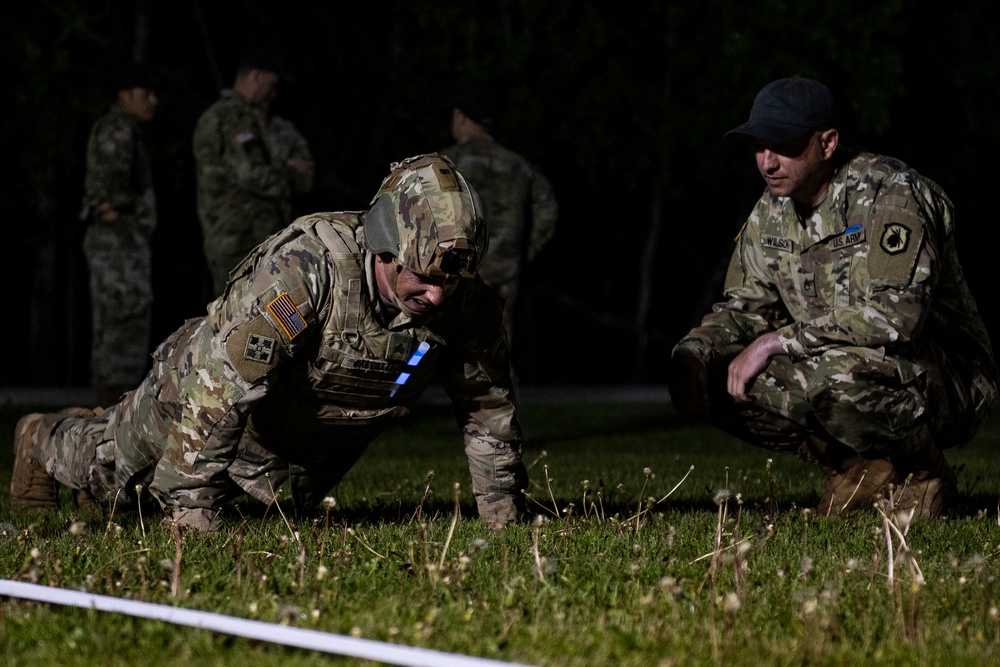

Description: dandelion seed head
[713,489,730,506]
[322,497,337,510]
[643,467,652,478]
[29,547,40,559]
[722,591,741,613]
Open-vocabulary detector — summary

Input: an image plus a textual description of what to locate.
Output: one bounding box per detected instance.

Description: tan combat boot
[894,435,956,520]
[10,413,59,510]
[798,435,897,516]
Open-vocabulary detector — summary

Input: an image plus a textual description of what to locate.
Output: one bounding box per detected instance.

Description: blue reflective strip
[845,224,861,234]
[390,341,431,396]
[407,341,431,366]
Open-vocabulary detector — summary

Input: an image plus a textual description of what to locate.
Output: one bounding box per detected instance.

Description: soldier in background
[12,154,526,532]
[441,90,558,350]
[193,46,314,297]
[669,76,997,519]
[80,64,159,408]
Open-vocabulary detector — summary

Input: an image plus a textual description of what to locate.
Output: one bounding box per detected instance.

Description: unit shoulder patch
[869,209,924,287]
[226,317,282,384]
[879,223,911,255]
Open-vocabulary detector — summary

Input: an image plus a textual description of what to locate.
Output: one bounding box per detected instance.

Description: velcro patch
[870,209,923,287]
[267,293,307,340]
[226,317,282,383]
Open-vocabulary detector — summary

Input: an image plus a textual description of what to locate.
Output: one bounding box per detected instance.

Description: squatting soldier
[80,64,159,407]
[668,76,997,519]
[441,90,558,350]
[193,47,314,296]
[12,154,527,531]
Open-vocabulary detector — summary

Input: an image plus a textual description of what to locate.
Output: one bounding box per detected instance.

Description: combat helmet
[365,153,486,279]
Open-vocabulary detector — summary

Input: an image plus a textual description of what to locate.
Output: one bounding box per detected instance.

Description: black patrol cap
[450,90,496,128]
[115,63,155,92]
[727,76,837,144]
[238,46,294,82]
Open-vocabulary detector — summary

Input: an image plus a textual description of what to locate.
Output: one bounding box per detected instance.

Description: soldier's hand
[285,157,314,175]
[727,331,783,400]
[94,201,119,223]
[668,351,709,416]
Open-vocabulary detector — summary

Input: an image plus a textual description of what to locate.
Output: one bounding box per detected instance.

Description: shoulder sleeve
[83,114,136,212]
[148,232,333,526]
[437,281,527,526]
[213,230,332,384]
[778,172,939,358]
[674,198,789,362]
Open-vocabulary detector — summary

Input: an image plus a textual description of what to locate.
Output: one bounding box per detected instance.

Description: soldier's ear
[819,129,839,160]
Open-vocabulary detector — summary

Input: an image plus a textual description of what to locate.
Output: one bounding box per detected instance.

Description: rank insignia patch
[880,223,911,255]
[267,292,308,340]
[244,333,276,363]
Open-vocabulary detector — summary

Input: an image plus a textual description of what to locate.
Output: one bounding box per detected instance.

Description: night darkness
[3,1,999,388]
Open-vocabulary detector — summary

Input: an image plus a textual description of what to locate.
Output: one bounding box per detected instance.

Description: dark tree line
[3,1,999,387]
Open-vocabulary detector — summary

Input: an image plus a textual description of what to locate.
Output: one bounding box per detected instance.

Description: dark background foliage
[3,1,998,388]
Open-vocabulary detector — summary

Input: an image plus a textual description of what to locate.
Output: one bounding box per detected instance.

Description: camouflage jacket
[80,105,156,236]
[141,213,525,529]
[192,89,313,248]
[675,152,997,401]
[441,135,558,286]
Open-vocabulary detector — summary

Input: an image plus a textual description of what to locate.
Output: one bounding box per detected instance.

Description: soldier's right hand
[94,201,120,223]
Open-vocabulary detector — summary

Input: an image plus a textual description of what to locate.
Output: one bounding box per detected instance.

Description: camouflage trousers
[700,344,985,457]
[83,223,154,391]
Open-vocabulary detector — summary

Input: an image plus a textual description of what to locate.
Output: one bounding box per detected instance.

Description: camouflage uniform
[674,152,997,456]
[80,105,157,397]
[441,135,558,340]
[31,156,525,531]
[193,89,314,295]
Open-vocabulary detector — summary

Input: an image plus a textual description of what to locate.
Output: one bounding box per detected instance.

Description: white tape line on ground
[0,579,537,667]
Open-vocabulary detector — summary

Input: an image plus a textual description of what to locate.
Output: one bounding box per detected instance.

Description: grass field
[2,398,1000,666]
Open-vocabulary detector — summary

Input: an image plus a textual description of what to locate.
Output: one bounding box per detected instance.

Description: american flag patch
[267,293,307,340]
